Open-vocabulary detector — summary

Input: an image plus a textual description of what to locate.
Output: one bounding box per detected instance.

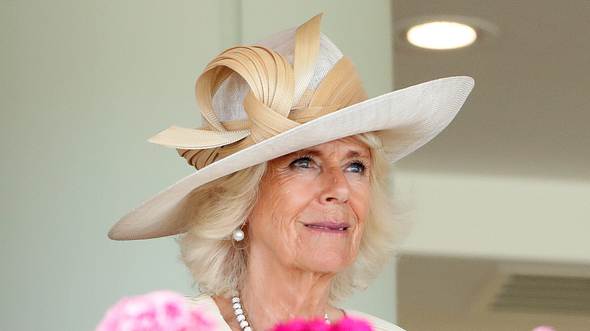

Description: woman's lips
[303,221,350,233]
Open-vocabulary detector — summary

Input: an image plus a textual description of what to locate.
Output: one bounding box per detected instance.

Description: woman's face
[247,136,372,274]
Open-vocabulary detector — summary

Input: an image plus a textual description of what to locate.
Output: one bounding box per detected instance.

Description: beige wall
[0,1,396,330]
[393,172,590,330]
[395,172,590,263]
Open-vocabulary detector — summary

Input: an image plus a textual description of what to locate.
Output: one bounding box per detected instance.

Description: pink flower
[273,318,328,331]
[272,316,373,331]
[96,290,214,331]
[532,327,556,331]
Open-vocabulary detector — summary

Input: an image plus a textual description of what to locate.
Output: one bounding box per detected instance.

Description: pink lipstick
[303,221,350,233]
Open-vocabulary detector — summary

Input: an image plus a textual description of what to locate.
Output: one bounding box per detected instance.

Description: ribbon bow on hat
[147,13,367,170]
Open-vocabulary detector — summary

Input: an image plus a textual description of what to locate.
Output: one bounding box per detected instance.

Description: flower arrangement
[272,316,373,331]
[96,290,374,331]
[96,290,214,331]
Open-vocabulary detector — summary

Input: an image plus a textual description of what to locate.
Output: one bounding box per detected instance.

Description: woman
[108,13,474,331]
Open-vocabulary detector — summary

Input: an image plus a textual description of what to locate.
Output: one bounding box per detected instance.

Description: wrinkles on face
[247,136,372,274]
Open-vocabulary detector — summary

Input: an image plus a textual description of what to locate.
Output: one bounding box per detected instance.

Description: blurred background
[1,1,588,330]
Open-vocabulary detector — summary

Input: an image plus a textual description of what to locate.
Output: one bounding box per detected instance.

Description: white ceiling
[393,0,590,182]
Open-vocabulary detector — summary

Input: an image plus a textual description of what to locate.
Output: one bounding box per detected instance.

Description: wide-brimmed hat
[108,13,474,241]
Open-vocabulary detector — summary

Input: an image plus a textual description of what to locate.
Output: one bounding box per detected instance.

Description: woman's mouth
[303,221,350,234]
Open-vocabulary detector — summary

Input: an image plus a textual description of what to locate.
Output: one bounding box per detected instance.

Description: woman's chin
[306,260,351,274]
[293,231,358,272]
[296,250,355,273]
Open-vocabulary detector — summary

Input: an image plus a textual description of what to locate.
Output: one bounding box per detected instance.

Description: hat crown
[211,27,344,123]
[147,14,368,170]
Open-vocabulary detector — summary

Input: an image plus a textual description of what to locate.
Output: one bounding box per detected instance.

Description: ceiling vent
[475,263,590,316]
[491,274,590,315]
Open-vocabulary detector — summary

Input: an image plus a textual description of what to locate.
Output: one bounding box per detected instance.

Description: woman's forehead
[279,136,370,160]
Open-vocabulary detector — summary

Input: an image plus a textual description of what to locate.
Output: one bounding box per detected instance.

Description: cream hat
[108,13,474,240]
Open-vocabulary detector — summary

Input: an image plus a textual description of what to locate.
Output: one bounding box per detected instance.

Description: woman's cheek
[352,186,371,222]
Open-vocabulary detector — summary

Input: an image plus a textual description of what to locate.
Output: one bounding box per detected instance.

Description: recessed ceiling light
[406,21,477,50]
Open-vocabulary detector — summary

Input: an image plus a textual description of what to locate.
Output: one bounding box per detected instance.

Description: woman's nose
[319,167,350,204]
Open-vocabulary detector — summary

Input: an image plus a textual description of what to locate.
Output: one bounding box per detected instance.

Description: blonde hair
[176,132,405,302]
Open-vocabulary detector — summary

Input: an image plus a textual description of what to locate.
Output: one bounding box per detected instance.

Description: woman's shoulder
[185,293,220,313]
[185,293,214,307]
[343,309,407,331]
[185,294,233,330]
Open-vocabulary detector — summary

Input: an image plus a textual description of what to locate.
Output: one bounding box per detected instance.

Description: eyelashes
[288,154,367,174]
[348,160,367,174]
[288,155,315,170]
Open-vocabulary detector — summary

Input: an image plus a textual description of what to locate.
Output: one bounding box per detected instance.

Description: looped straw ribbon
[147,13,368,170]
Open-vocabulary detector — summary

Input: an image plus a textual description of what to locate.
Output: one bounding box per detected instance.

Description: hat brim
[108,76,474,240]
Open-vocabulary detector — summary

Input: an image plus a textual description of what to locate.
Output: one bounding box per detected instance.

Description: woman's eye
[347,161,366,174]
[290,156,314,169]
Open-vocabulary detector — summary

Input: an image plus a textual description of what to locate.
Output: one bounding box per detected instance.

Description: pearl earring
[232,228,245,241]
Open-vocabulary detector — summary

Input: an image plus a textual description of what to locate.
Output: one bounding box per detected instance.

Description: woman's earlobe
[232,228,245,241]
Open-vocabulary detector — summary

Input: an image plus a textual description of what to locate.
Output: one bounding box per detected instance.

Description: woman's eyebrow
[293,149,321,157]
[346,151,363,158]
[294,149,369,159]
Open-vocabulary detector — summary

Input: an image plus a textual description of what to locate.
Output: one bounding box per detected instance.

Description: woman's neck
[228,245,343,331]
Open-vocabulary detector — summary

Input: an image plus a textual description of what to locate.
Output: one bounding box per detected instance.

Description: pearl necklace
[231,295,330,331]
